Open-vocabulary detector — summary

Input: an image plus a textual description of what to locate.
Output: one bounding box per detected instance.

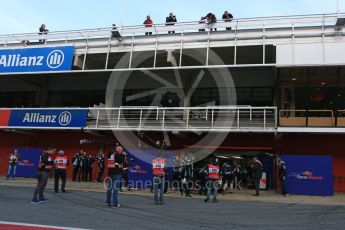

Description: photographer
[39,24,49,43]
[166,13,177,34]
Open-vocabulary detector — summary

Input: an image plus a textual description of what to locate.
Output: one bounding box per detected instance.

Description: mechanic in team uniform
[6,149,19,180]
[54,150,68,193]
[152,154,167,205]
[31,147,55,204]
[205,158,220,203]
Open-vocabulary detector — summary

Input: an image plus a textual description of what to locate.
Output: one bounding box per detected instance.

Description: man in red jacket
[205,158,220,203]
[143,15,153,35]
[152,154,167,205]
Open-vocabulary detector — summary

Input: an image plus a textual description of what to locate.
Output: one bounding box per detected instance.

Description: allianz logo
[0,49,65,69]
[22,111,72,126]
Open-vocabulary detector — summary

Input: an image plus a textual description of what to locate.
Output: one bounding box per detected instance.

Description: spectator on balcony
[143,15,153,35]
[111,24,123,42]
[199,17,206,32]
[39,24,49,43]
[205,13,217,31]
[166,12,177,34]
[222,11,233,31]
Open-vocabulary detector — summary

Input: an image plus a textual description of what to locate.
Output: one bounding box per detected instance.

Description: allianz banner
[8,109,88,128]
[0,46,74,73]
[281,155,334,196]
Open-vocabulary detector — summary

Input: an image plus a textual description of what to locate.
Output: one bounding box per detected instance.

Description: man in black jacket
[166,13,177,34]
[95,150,105,183]
[31,147,55,204]
[72,150,83,182]
[279,161,287,196]
[106,145,127,208]
[87,154,96,182]
[222,11,233,30]
[221,161,233,194]
[121,152,133,191]
[79,152,88,182]
[181,156,193,197]
[251,157,263,196]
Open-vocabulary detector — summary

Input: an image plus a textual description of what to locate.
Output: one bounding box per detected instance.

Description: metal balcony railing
[86,106,277,132]
[0,13,343,74]
[0,13,342,49]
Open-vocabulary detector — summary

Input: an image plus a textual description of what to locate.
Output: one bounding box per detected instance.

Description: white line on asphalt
[0,221,92,230]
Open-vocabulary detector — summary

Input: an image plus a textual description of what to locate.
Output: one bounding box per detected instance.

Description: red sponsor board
[0,110,11,126]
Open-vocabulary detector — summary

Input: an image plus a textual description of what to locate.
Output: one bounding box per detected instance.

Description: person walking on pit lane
[31,147,55,204]
[54,150,68,193]
[221,161,233,195]
[152,154,167,205]
[106,145,127,208]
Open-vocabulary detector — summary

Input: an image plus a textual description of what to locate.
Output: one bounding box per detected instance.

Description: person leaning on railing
[222,10,233,31]
[111,24,123,42]
[166,12,177,34]
[38,24,49,43]
[204,13,217,31]
[143,15,153,35]
[199,17,206,32]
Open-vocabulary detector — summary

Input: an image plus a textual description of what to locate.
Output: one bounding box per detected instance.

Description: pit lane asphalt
[0,185,344,230]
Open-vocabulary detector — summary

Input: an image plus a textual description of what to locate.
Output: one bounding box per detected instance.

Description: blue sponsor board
[127,150,174,189]
[281,155,334,196]
[9,109,88,128]
[15,148,42,178]
[0,46,74,72]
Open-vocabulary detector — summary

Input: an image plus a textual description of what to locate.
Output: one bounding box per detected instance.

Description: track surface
[0,185,344,230]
